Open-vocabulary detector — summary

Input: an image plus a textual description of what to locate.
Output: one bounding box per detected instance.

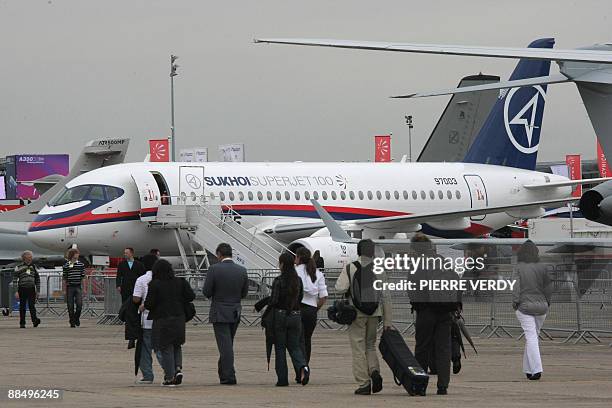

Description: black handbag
[327,297,357,325]
[327,266,357,325]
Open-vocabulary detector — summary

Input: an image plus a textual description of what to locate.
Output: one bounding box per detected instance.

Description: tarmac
[1,317,611,408]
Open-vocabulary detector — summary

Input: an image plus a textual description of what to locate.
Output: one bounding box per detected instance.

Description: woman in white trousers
[512,241,552,380]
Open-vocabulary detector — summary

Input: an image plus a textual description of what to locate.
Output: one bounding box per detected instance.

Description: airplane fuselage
[27,161,571,256]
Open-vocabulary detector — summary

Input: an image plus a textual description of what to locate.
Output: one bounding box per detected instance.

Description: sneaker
[161,380,176,387]
[526,373,532,379]
[275,382,289,387]
[371,370,383,394]
[19,324,25,329]
[70,324,76,328]
[33,318,41,328]
[437,387,448,395]
[75,319,81,327]
[354,383,371,395]
[174,369,183,385]
[135,379,154,385]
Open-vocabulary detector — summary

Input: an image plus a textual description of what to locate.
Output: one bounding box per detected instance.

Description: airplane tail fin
[417,74,500,162]
[463,38,554,170]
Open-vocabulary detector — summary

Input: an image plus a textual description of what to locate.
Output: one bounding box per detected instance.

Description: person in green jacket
[13,250,41,328]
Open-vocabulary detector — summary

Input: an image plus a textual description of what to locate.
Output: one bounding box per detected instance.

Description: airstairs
[150,203,288,270]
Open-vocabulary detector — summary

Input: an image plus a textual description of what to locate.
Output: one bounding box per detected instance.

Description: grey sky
[0,0,610,164]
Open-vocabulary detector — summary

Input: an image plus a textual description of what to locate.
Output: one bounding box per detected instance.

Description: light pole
[405,115,414,162]
[170,55,179,161]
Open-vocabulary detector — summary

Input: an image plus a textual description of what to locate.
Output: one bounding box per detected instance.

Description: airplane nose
[27,222,65,252]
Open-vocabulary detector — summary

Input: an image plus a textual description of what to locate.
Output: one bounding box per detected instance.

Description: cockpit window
[48,184,124,206]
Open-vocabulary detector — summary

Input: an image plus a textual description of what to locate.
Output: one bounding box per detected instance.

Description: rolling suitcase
[379,329,429,396]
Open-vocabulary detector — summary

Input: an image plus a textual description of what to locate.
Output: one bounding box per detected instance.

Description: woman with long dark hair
[295,247,328,370]
[144,259,195,386]
[512,240,552,381]
[269,252,309,386]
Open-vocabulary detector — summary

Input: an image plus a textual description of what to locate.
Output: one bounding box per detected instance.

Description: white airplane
[25,40,606,267]
[0,138,130,263]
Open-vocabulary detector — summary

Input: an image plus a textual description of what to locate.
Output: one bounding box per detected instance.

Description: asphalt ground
[1,317,611,408]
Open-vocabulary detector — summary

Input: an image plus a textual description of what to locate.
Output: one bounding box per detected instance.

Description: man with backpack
[335,239,392,395]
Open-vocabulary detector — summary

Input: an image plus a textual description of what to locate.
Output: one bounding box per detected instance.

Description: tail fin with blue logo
[463,38,554,170]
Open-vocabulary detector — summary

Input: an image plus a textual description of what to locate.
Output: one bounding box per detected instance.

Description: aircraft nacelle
[580,180,612,225]
[288,236,357,269]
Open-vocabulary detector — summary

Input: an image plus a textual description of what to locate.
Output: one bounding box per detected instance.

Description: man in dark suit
[116,247,146,303]
[203,243,249,385]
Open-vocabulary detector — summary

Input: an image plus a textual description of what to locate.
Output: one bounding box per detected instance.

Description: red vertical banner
[375,135,391,162]
[149,139,170,162]
[597,140,610,178]
[565,154,582,197]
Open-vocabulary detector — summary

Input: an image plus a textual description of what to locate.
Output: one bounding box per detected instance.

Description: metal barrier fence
[2,261,611,345]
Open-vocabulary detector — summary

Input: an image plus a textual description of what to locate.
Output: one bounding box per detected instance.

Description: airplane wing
[523,177,612,189]
[392,74,570,99]
[346,198,576,229]
[254,38,612,64]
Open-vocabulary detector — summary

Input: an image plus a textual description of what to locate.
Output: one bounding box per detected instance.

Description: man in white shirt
[132,254,162,385]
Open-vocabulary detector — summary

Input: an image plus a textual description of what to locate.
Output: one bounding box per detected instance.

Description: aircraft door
[463,174,488,221]
[179,166,205,204]
[131,169,162,221]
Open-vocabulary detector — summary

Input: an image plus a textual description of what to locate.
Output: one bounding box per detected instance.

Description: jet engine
[287,236,357,269]
[579,180,612,225]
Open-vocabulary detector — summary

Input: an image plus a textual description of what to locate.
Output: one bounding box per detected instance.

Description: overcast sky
[0,0,610,164]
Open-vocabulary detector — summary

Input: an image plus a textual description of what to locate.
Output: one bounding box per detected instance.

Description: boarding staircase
[150,202,289,270]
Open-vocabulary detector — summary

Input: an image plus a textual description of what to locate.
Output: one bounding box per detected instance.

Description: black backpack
[350,261,381,315]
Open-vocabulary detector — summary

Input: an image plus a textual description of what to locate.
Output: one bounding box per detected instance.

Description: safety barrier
[3,261,612,345]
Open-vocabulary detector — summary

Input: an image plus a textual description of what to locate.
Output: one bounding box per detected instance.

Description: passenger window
[420,191,426,200]
[285,191,291,200]
[313,191,319,200]
[331,191,337,200]
[248,191,254,201]
[219,192,226,201]
[429,191,435,200]
[455,190,461,199]
[340,191,346,200]
[239,191,245,201]
[395,191,400,200]
[267,191,272,200]
[447,190,452,199]
[385,191,391,200]
[229,192,235,201]
[376,191,382,200]
[367,191,373,200]
[295,191,300,200]
[403,191,408,200]
[438,190,444,199]
[276,191,282,200]
[304,191,310,200]
[210,192,216,200]
[349,191,355,200]
[257,191,263,201]
[412,191,418,200]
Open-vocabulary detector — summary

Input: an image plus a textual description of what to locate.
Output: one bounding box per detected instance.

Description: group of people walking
[10,237,553,393]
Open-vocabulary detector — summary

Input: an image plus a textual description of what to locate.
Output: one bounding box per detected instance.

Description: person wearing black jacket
[144,259,195,387]
[269,252,309,387]
[409,233,461,396]
[116,247,145,302]
[13,250,41,328]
